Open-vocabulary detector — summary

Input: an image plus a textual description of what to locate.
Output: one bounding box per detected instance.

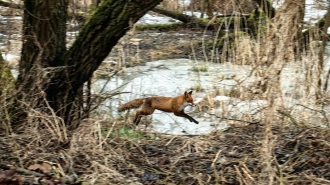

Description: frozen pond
[92,58,330,135]
[93,59,237,135]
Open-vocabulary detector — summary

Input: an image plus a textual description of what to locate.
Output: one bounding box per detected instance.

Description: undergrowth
[1,0,330,185]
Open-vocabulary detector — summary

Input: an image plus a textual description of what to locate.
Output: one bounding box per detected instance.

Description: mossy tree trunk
[14,0,163,126]
[253,0,276,19]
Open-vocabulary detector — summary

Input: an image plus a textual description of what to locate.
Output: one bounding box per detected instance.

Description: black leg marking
[187,114,199,124]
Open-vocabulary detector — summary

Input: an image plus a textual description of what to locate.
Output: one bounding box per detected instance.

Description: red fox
[118,91,199,125]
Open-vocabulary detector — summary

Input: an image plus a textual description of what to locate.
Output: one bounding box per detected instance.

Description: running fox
[118,91,199,125]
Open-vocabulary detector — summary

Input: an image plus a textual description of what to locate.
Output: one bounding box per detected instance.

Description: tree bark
[256,1,304,183]
[152,6,249,31]
[319,3,330,93]
[14,0,163,126]
[253,0,276,19]
[13,0,68,124]
[152,7,196,24]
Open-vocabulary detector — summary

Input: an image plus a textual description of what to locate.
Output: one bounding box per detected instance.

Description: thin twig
[202,109,260,125]
[211,149,222,168]
[296,104,329,124]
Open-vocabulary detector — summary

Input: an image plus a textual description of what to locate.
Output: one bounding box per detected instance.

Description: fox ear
[188,91,193,95]
[184,91,188,97]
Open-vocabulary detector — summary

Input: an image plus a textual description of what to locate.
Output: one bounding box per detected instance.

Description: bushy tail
[118,98,144,112]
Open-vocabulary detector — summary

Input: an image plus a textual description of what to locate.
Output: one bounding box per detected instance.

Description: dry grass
[2,117,330,184]
[1,0,330,184]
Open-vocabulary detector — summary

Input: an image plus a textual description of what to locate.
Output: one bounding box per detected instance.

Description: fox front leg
[181,111,199,124]
[187,114,199,124]
[174,111,199,124]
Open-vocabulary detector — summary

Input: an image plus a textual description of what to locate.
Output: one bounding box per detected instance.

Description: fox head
[184,91,195,107]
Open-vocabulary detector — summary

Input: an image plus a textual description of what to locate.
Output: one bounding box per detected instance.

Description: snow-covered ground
[304,0,328,23]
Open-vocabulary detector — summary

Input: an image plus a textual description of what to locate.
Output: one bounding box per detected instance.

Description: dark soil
[1,121,330,184]
[106,29,217,65]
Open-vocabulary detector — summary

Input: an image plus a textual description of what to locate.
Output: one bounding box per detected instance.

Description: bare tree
[12,0,163,126]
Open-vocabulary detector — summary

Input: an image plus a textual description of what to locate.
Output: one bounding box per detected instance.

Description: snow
[137,14,180,25]
[2,53,18,61]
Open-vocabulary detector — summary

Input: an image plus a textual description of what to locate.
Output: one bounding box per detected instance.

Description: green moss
[213,31,248,51]
[196,17,228,24]
[191,65,208,72]
[0,53,15,96]
[0,51,15,130]
[223,88,241,98]
[191,84,204,92]
[136,22,184,31]
[247,8,269,37]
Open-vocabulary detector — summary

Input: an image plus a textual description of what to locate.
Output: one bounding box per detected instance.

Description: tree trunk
[13,0,68,125]
[256,1,304,183]
[319,3,330,94]
[152,7,196,24]
[14,0,163,126]
[152,7,249,31]
[253,0,276,19]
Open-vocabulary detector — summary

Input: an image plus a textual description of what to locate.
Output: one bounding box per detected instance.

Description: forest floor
[106,28,216,65]
[1,119,330,184]
[1,27,330,184]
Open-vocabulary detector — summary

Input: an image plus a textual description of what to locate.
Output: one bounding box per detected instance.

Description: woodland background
[0,0,330,184]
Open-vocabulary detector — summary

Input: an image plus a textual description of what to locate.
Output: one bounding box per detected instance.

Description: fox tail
[118,98,144,112]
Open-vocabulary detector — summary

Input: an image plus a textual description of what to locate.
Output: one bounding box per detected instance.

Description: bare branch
[0,0,22,9]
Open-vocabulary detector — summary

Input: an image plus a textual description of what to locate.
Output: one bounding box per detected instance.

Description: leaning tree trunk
[14,0,163,126]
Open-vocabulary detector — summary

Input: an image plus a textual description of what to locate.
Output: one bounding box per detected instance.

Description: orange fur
[118,91,199,125]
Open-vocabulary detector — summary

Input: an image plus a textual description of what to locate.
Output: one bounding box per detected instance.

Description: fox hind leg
[134,106,155,125]
[133,112,143,125]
